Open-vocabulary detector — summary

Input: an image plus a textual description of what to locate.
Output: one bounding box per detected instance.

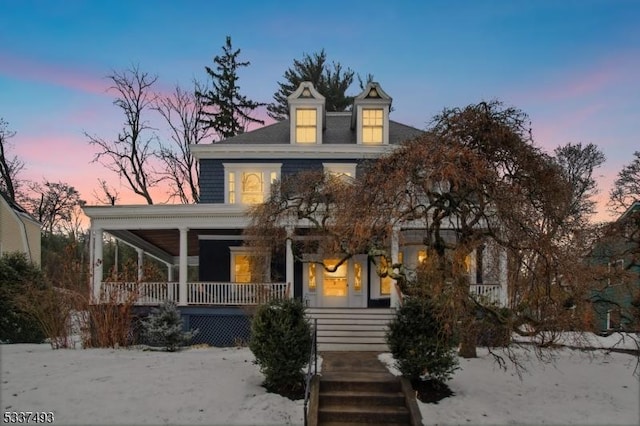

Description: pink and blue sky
[1,0,638,221]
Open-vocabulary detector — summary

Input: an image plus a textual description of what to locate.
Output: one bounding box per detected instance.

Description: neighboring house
[589,201,640,332]
[0,192,41,264]
[83,82,508,345]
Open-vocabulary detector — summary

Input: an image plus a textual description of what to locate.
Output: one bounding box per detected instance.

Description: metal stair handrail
[303,318,318,426]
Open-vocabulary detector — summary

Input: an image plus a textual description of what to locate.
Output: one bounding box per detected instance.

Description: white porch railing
[188,282,288,305]
[101,282,180,305]
[469,283,502,304]
[100,281,288,306]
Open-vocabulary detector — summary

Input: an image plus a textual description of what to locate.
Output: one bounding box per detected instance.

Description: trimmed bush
[387,296,459,384]
[142,300,196,351]
[249,298,311,398]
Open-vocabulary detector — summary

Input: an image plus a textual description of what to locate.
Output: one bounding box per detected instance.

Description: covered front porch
[84,204,300,306]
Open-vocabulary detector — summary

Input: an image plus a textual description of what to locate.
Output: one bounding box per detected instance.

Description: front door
[322,259,348,307]
[318,258,366,308]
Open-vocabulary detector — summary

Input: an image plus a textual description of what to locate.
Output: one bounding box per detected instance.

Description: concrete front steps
[316,372,415,425]
[306,308,395,352]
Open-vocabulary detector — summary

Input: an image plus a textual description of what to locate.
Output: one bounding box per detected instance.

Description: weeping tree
[246,100,604,362]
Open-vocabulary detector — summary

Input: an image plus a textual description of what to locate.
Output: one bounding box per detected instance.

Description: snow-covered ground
[1,338,638,425]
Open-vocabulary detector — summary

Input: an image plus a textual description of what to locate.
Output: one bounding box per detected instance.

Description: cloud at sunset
[0,53,111,97]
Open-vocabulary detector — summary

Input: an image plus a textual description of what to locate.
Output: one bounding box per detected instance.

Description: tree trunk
[459,323,478,358]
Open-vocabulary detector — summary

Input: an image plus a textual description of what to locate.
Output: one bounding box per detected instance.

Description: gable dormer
[288,82,325,144]
[351,82,392,145]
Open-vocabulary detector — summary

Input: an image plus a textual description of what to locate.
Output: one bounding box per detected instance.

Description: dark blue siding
[199,159,225,203]
[199,158,368,203]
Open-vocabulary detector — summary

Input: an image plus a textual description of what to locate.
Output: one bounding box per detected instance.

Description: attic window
[362,108,383,144]
[296,109,317,143]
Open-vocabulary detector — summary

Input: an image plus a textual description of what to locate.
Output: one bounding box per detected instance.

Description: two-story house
[589,200,640,332]
[83,81,508,348]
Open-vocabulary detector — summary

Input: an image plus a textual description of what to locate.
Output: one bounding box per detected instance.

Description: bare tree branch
[0,118,24,202]
[154,82,212,203]
[85,66,162,205]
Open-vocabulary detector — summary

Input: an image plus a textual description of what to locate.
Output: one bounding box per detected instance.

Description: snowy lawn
[1,345,303,425]
[381,345,639,426]
[1,340,639,425]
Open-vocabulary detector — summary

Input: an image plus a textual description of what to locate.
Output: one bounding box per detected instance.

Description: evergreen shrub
[142,300,196,351]
[249,298,311,398]
[386,296,459,384]
[0,252,46,343]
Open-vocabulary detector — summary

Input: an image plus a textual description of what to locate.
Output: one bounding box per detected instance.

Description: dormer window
[296,109,317,143]
[288,82,325,144]
[351,82,392,145]
[362,109,383,144]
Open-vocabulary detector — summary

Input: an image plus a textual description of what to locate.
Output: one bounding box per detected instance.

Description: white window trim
[290,104,323,144]
[356,105,389,145]
[223,163,282,205]
[607,259,625,287]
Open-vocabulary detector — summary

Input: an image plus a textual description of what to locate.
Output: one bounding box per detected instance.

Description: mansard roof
[214,112,423,145]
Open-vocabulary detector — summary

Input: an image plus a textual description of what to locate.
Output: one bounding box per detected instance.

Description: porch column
[137,248,144,282]
[167,264,174,281]
[390,226,400,308]
[285,227,294,298]
[91,227,104,303]
[499,247,508,307]
[178,227,188,306]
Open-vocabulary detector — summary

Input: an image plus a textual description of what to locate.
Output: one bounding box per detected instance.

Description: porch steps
[311,352,421,426]
[306,308,395,352]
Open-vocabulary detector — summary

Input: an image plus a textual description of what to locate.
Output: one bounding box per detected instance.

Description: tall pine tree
[196,36,265,140]
[267,49,356,121]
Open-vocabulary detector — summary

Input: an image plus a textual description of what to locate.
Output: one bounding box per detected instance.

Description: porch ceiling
[107,229,239,263]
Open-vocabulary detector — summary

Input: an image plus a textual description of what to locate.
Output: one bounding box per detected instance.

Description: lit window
[380,257,392,295]
[225,164,281,205]
[228,172,236,204]
[324,259,347,297]
[241,172,263,204]
[362,109,383,144]
[233,254,253,283]
[296,109,317,143]
[354,263,362,292]
[418,250,427,264]
[308,264,316,292]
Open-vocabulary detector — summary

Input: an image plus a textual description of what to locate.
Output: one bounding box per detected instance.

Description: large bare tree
[609,151,640,214]
[0,118,24,202]
[86,66,162,205]
[23,180,85,236]
[155,83,212,203]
